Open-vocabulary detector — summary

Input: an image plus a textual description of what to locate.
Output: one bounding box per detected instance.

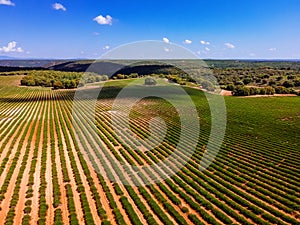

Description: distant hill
[0,66,45,72]
[47,59,300,72]
[111,64,186,77]
[48,61,126,76]
[204,59,300,70]
[0,56,17,60]
[1,59,300,74]
[0,60,70,68]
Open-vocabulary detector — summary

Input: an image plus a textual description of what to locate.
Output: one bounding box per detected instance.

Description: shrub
[144,77,157,85]
[234,80,244,86]
[283,80,294,88]
[181,207,189,213]
[243,77,253,85]
[249,87,260,95]
[232,86,250,96]
[226,84,235,91]
[25,200,32,207]
[24,207,32,214]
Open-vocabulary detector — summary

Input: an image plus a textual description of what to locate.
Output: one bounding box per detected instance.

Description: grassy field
[0,76,299,225]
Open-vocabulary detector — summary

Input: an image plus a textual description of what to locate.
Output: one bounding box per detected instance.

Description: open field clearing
[0,77,299,225]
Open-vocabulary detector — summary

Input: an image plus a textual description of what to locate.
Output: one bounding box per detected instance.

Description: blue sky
[0,0,300,59]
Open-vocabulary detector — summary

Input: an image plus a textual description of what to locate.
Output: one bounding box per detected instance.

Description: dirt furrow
[31,107,45,225]
[0,111,36,224]
[13,112,40,225]
[66,130,103,224]
[0,102,33,165]
[70,112,132,225]
[57,112,85,224]
[46,109,54,225]
[53,111,70,224]
[87,164,116,223]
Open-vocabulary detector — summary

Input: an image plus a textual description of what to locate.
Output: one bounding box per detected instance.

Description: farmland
[0,75,299,225]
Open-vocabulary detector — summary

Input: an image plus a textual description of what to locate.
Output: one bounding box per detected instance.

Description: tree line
[20,70,108,89]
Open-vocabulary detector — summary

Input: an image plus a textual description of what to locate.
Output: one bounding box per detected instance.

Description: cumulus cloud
[184,39,192,44]
[0,0,15,6]
[0,41,23,53]
[269,48,276,51]
[204,47,210,52]
[52,3,66,11]
[103,45,110,50]
[93,15,113,25]
[200,40,210,45]
[224,42,235,49]
[162,37,170,43]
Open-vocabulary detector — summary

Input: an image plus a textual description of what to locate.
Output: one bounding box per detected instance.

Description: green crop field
[0,75,299,225]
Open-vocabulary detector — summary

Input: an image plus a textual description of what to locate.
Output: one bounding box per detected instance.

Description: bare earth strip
[0,123,26,186]
[220,89,233,96]
[46,100,54,225]
[60,96,118,224]
[87,164,116,223]
[0,95,33,166]
[0,107,36,224]
[75,98,180,224]
[0,102,26,141]
[62,95,134,224]
[13,112,40,225]
[31,103,45,225]
[65,129,103,224]
[56,105,85,224]
[70,110,133,224]
[53,101,70,225]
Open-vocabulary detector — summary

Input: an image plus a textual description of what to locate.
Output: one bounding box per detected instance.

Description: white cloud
[93,32,100,36]
[269,48,276,51]
[200,40,210,45]
[0,41,23,53]
[103,45,110,50]
[204,47,210,52]
[93,15,113,25]
[0,0,15,6]
[224,43,235,49]
[52,3,66,11]
[184,39,192,44]
[162,37,170,43]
